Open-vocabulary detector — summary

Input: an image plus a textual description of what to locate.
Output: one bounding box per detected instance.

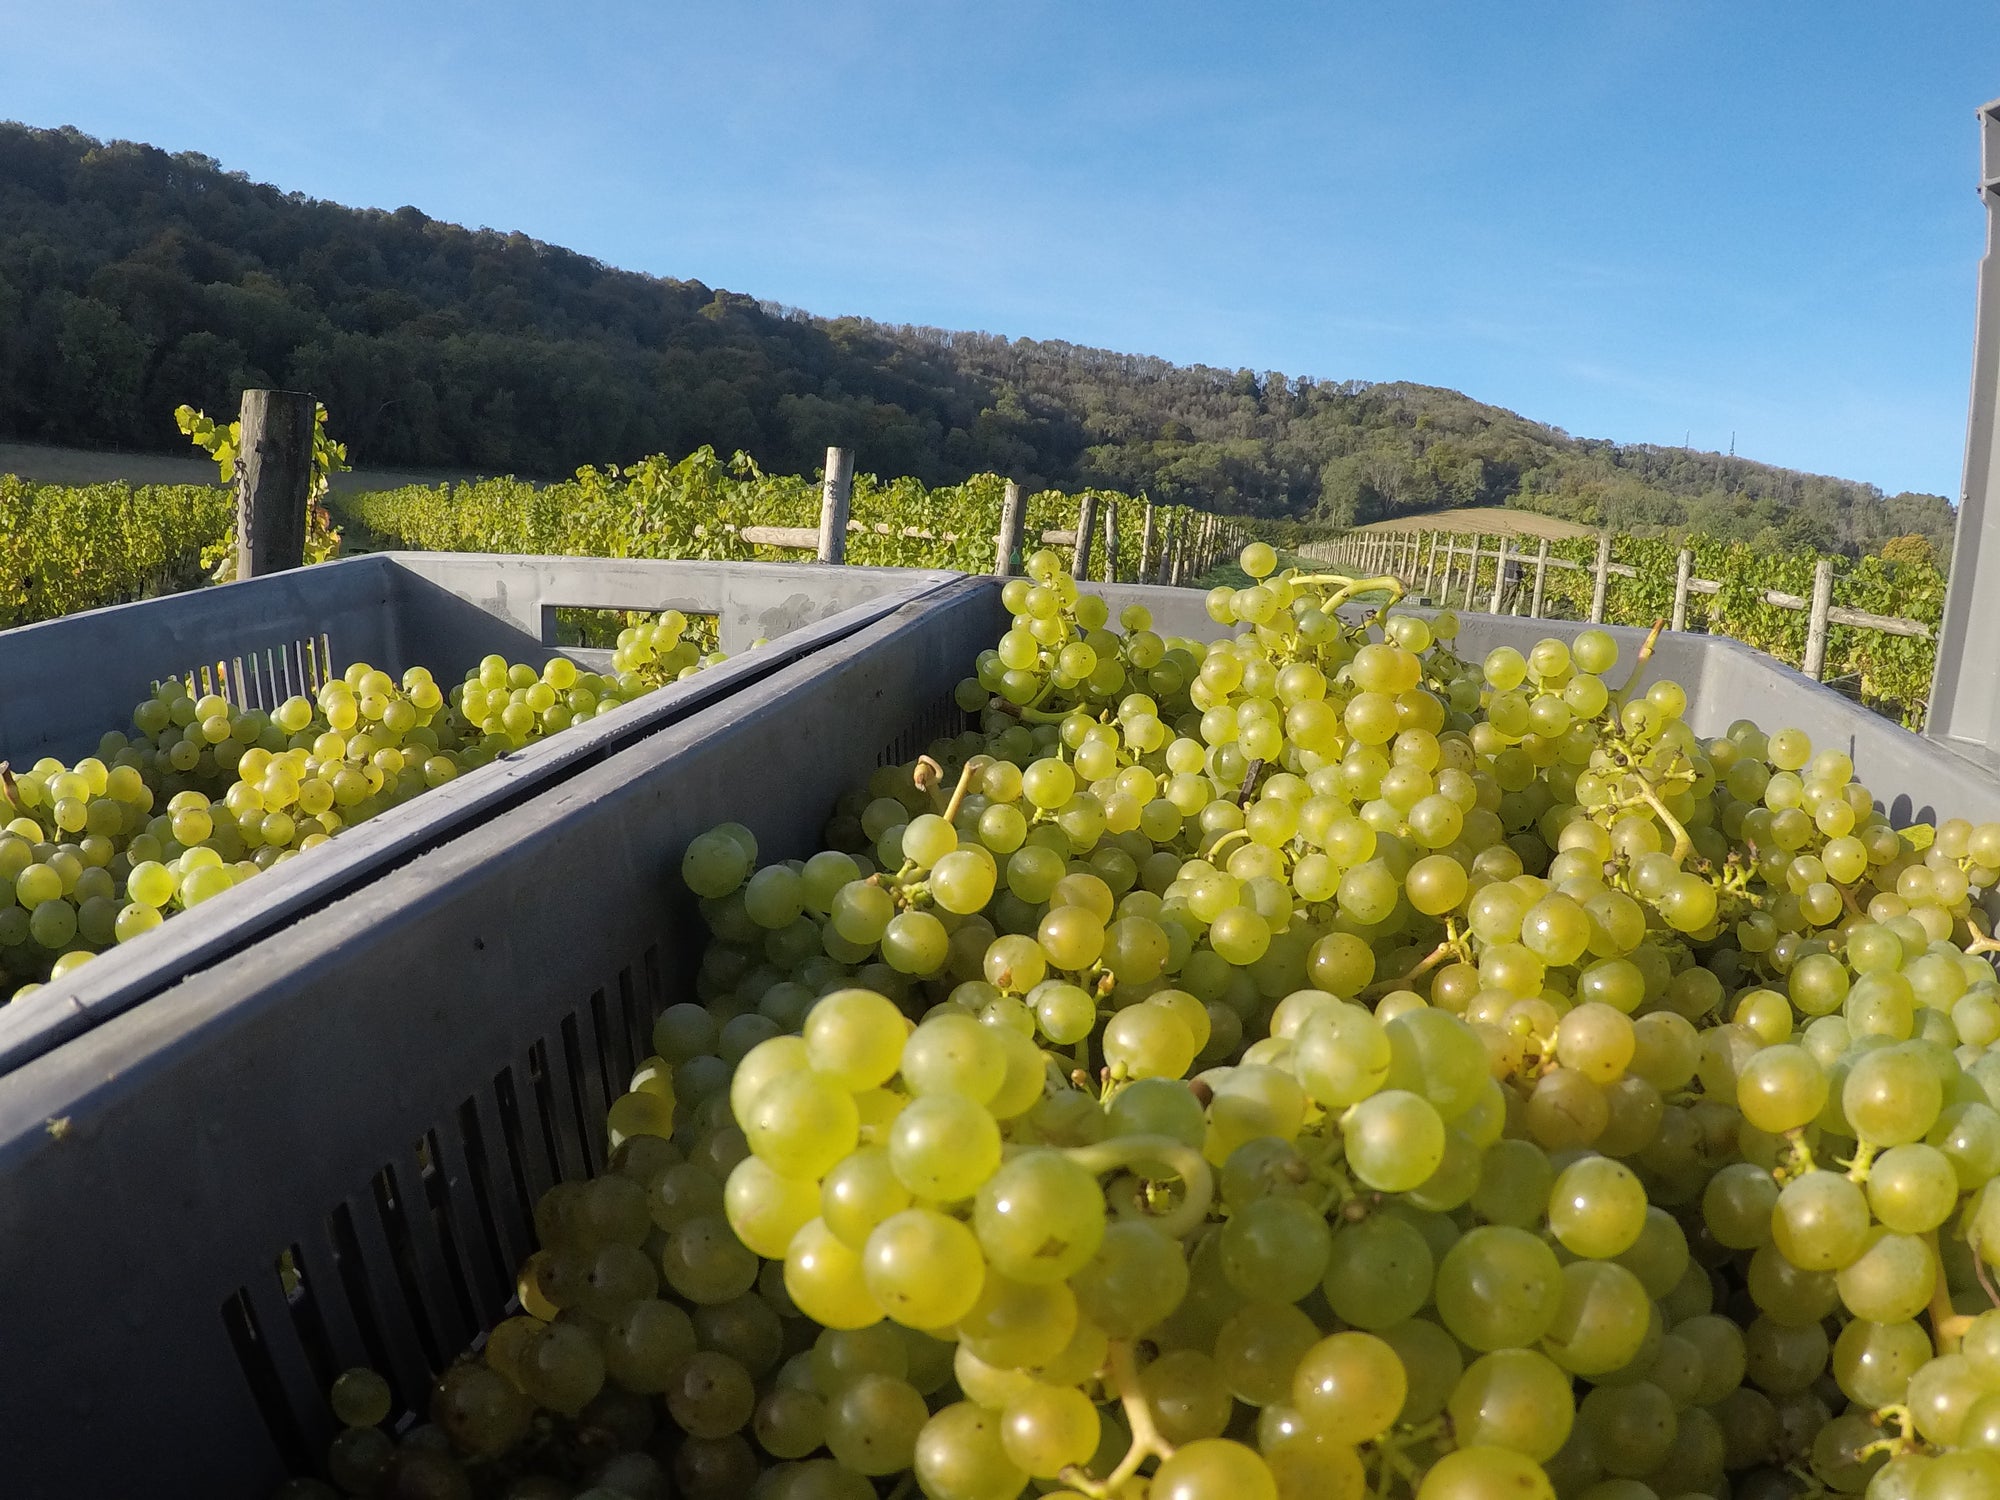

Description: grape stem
[940,758,979,823]
[1633,782,1694,865]
[1972,1226,2000,1312]
[1235,758,1268,807]
[1290,573,1407,617]
[1371,1416,1447,1499]
[1966,911,2000,958]
[1613,619,1666,704]
[1841,1138,1879,1185]
[1362,928,1460,998]
[1062,1339,1173,1499]
[1865,1403,1919,1458]
[1776,1128,1818,1182]
[1062,1134,1215,1240]
[1925,1229,1973,1354]
[1204,828,1251,864]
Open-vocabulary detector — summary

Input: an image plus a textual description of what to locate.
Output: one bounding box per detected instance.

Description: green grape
[1292,1331,1406,1446]
[1701,1161,1779,1250]
[662,1214,759,1304]
[1834,1228,1937,1324]
[1000,1381,1101,1477]
[1103,1002,1198,1079]
[958,1269,1077,1369]
[821,1146,913,1250]
[1448,1348,1575,1462]
[1416,1445,1556,1500]
[902,1013,1007,1102]
[1843,1044,1943,1145]
[1742,1312,1829,1397]
[1471,1137,1554,1228]
[1556,1001,1636,1079]
[810,1323,909,1392]
[330,1366,393,1428]
[1771,1170,1871,1270]
[862,1207,986,1328]
[724,1155,821,1258]
[518,1320,607,1416]
[665,1350,755,1439]
[1321,1211,1434,1329]
[1070,1221,1190,1339]
[1293,1005,1392,1108]
[1866,1142,1961,1233]
[913,1402,1029,1500]
[1908,1352,1985,1446]
[1539,1259,1652,1376]
[742,1070,860,1179]
[973,1148,1107,1284]
[803,988,908,1091]
[784,1217,884,1330]
[889,1092,1001,1202]
[1342,1089,1446,1192]
[1735,1044,1829,1134]
[1547,1155,1648,1259]
[753,1386,826,1461]
[1151,1439,1279,1500]
[1214,1300,1320,1406]
[1141,1348,1235,1444]
[1385,1008,1491,1119]
[1434,1226,1564,1351]
[1219,1195,1332,1304]
[1576,1382,1676,1478]
[684,830,753,899]
[1105,1078,1208,1149]
[823,1372,929,1475]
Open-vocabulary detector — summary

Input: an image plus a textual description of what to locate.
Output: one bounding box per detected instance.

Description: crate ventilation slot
[173,631,337,713]
[218,959,667,1462]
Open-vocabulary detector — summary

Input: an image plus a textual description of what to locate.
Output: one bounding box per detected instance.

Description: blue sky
[2,2,1995,499]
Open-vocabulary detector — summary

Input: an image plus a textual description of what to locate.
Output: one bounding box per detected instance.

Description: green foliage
[1878,533,1939,569]
[0,476,230,628]
[343,450,1239,582]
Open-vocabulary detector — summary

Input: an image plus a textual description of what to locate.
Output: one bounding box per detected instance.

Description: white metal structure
[1930,96,2000,767]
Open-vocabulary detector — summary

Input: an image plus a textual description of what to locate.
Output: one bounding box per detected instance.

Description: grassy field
[1352,507,1596,540]
[0,440,495,497]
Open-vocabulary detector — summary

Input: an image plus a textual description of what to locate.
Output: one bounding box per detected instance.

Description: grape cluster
[1,612,722,995]
[284,544,2000,1500]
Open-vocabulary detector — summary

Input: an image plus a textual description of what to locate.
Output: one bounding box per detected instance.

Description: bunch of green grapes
[280,543,2000,1500]
[0,613,727,998]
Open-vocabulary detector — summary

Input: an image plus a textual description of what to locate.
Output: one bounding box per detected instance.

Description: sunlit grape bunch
[0,612,728,998]
[280,541,2000,1500]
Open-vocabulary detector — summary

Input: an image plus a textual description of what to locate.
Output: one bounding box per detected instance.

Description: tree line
[0,122,1955,561]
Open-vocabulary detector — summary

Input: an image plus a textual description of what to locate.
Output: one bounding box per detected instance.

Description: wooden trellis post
[817,447,854,564]
[236,388,317,579]
[994,480,1026,576]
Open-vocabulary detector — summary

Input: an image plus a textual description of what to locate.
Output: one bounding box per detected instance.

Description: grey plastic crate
[3,578,1999,1496]
[0,553,957,1073]
[0,573,1006,1496]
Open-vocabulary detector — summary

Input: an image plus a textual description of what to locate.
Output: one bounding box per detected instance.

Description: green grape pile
[0,612,724,996]
[282,542,2000,1500]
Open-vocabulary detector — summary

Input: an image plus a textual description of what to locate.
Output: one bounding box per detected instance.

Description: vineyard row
[1314,526,1944,726]
[0,451,1258,637]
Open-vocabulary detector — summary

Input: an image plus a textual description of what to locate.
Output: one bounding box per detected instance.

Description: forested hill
[0,122,1954,559]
